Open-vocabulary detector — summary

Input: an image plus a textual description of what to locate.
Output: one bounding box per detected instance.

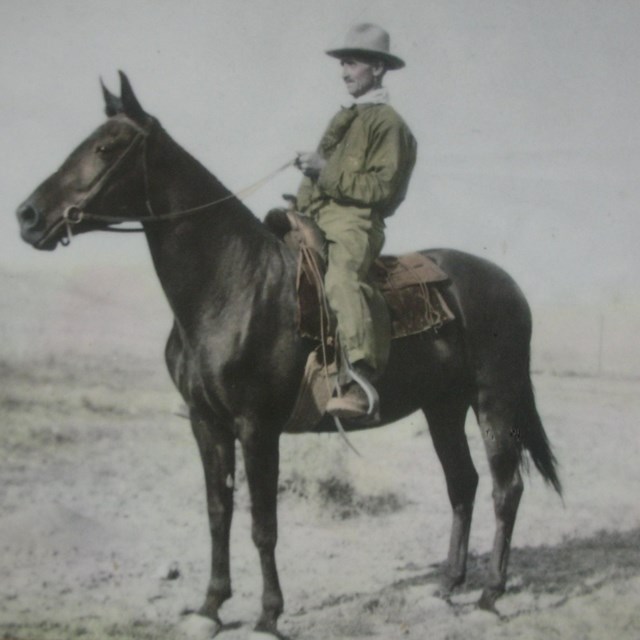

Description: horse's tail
[518,376,562,496]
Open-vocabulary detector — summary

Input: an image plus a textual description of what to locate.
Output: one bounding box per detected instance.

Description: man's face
[340,57,384,98]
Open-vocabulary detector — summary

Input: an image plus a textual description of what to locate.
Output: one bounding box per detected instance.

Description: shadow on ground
[388,526,640,598]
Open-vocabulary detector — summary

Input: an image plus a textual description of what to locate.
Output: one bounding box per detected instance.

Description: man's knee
[324,267,361,304]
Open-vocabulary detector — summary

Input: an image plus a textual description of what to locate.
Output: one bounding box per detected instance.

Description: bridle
[47,116,294,247]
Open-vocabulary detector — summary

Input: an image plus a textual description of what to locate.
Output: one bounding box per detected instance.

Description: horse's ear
[118,71,147,123]
[101,77,122,117]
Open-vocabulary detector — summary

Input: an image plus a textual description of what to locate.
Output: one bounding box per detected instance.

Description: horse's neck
[142,131,285,331]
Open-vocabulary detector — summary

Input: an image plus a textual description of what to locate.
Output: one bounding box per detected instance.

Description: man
[294,23,417,420]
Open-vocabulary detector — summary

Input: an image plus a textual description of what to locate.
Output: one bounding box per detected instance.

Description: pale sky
[2,0,639,307]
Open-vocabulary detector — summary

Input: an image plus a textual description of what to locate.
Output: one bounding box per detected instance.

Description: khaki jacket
[297,103,417,218]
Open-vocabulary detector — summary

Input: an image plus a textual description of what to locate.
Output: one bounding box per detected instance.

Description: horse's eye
[96,143,114,154]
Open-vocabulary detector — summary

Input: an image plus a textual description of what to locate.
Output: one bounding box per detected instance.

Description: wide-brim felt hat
[326,23,405,70]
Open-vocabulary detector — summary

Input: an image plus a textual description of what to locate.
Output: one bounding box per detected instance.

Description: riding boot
[326,361,379,421]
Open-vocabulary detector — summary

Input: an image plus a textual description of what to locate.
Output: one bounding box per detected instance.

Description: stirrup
[343,361,379,418]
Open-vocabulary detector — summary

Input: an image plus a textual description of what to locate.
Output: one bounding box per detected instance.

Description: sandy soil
[1,267,640,640]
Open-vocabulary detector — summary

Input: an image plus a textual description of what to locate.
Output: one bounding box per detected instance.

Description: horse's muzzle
[16,202,43,233]
[16,201,60,249]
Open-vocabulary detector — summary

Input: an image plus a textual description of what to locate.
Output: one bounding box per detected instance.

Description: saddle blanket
[297,250,455,342]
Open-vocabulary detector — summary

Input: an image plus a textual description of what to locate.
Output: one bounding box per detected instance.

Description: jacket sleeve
[316,117,415,208]
[296,175,314,213]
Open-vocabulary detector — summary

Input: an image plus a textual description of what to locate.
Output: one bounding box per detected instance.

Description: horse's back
[424,248,534,388]
[424,248,532,337]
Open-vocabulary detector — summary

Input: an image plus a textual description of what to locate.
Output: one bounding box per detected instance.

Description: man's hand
[295,152,326,179]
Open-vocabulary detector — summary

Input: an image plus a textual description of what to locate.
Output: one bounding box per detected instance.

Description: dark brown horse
[16,73,560,637]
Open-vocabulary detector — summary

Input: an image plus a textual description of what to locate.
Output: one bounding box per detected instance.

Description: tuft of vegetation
[316,477,405,519]
[276,437,407,519]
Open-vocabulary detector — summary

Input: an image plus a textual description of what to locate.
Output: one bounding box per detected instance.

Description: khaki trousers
[314,202,390,374]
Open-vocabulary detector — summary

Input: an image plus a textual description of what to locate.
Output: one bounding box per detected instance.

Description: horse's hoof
[437,573,465,598]
[252,610,283,638]
[477,587,502,615]
[176,613,222,639]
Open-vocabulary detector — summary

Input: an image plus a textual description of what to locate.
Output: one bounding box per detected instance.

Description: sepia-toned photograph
[2,2,639,638]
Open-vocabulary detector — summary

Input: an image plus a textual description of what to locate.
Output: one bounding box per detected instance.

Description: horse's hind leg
[189,411,236,627]
[423,393,478,595]
[474,388,524,611]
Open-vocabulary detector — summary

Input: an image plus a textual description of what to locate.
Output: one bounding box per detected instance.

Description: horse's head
[17,72,154,250]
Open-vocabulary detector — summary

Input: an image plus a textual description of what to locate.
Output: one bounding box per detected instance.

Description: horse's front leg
[189,411,236,627]
[240,426,283,636]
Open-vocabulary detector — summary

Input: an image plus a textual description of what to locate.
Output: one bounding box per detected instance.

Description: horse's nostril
[17,203,42,230]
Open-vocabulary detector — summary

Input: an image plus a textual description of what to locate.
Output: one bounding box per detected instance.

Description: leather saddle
[264,209,454,342]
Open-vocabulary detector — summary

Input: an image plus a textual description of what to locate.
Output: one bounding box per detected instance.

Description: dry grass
[2,266,640,639]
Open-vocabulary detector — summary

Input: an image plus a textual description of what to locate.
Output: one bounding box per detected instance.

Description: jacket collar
[349,87,390,106]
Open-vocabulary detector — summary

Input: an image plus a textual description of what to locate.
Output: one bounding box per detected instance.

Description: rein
[59,117,295,244]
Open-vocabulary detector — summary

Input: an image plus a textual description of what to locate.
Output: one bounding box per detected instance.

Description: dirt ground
[1,267,640,640]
